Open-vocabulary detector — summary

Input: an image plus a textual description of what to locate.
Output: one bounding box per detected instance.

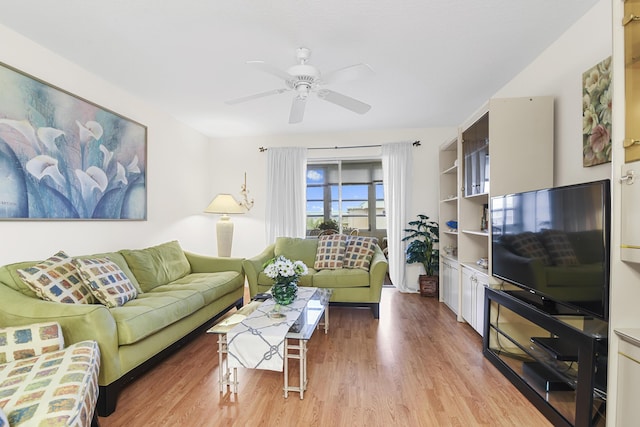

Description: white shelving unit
[438,137,459,309]
[438,96,554,327]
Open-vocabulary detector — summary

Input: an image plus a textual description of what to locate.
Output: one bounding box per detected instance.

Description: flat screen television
[491,179,611,321]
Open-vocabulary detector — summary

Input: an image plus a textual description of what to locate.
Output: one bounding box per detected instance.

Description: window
[306,160,386,239]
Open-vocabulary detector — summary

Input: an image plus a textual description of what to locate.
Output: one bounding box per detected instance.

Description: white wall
[493,0,612,187]
[490,2,640,424]
[210,127,456,286]
[608,0,640,424]
[211,0,613,281]
[0,24,216,263]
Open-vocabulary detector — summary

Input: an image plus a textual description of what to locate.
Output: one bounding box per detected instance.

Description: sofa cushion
[540,229,579,266]
[314,234,347,270]
[313,269,370,288]
[0,322,65,364]
[154,271,243,305]
[16,251,95,305]
[109,289,204,345]
[344,236,379,270]
[274,237,317,268]
[0,262,41,298]
[73,257,138,308]
[120,241,191,292]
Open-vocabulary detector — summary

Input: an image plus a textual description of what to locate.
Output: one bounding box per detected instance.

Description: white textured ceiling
[0,0,598,138]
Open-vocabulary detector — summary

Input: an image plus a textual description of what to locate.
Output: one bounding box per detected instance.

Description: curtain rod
[258,140,421,152]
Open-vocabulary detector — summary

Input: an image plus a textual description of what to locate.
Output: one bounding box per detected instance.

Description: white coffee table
[207,288,331,399]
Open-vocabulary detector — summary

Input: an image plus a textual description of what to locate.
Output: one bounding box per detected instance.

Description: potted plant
[317,219,339,231]
[402,214,440,297]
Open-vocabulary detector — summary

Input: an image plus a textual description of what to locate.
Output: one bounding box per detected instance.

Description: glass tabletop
[287,288,332,340]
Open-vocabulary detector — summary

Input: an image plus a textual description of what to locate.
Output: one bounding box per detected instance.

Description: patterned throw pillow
[540,229,579,266]
[314,234,347,270]
[73,257,138,308]
[344,236,379,270]
[507,232,552,265]
[0,407,7,427]
[0,322,65,364]
[16,251,95,304]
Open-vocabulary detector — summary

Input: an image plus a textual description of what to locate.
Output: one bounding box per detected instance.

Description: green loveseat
[243,237,387,318]
[0,241,245,417]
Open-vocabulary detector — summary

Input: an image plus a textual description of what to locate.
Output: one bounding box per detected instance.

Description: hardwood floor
[98,287,551,427]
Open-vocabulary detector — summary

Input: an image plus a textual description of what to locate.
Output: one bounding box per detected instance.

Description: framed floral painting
[582,56,612,167]
[0,62,147,219]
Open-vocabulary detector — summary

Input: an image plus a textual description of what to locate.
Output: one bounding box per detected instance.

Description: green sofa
[0,241,245,417]
[243,237,388,318]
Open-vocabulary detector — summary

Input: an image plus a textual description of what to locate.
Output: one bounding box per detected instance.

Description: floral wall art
[582,56,612,167]
[0,63,147,219]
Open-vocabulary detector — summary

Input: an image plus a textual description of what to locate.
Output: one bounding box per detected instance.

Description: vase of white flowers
[263,255,308,305]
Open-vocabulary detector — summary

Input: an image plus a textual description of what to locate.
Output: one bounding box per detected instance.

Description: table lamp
[204,193,245,257]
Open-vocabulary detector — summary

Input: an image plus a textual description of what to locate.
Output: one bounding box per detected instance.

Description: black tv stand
[484,288,607,426]
[531,336,580,362]
[523,361,574,392]
[503,289,585,317]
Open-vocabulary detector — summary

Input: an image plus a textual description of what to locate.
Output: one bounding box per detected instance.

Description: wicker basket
[419,275,439,297]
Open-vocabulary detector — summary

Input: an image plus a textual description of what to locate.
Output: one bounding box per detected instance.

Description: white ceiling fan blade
[225,88,288,105]
[289,96,307,124]
[247,61,292,81]
[322,63,374,85]
[317,89,371,114]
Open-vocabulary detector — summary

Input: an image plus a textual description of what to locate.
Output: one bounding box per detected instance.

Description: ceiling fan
[225,47,374,124]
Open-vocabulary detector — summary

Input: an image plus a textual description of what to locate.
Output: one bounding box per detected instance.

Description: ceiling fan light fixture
[226,47,374,123]
[287,64,320,78]
[295,84,310,96]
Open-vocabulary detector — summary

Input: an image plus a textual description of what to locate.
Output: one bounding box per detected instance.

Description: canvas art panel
[0,62,147,220]
[582,56,612,167]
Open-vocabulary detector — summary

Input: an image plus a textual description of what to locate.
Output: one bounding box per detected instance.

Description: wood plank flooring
[98,287,551,427]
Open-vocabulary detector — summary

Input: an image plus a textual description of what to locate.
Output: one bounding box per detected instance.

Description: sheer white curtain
[266,147,308,244]
[382,142,414,293]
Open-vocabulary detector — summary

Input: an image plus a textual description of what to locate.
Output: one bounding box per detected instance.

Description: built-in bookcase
[438,96,554,325]
[438,137,459,312]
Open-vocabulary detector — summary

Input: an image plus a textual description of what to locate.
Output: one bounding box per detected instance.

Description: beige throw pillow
[17,251,95,304]
[344,236,379,270]
[73,257,138,308]
[314,234,347,270]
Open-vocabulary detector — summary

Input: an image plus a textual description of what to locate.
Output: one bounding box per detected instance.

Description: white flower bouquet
[264,255,308,286]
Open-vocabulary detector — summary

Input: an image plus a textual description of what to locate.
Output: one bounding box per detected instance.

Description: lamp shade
[204,194,245,214]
